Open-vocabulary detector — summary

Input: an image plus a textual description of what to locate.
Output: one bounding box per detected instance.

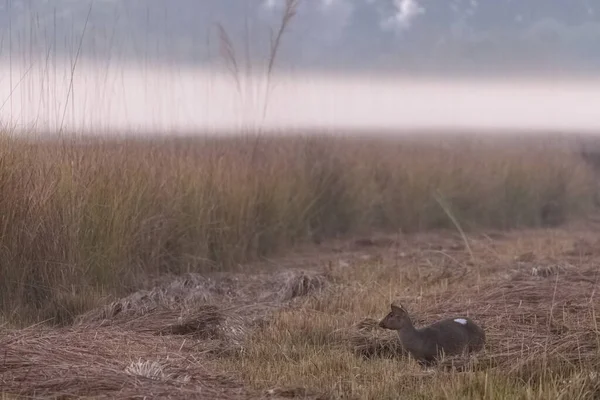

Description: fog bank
[1,61,599,136]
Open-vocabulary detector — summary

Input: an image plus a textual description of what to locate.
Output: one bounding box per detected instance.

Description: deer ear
[391,303,404,314]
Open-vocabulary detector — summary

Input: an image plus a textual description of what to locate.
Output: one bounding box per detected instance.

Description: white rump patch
[453,318,467,325]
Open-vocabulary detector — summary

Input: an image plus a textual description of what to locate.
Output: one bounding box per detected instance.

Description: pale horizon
[1,60,600,136]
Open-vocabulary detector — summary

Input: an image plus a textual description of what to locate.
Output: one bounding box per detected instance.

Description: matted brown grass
[1,269,332,399]
[216,228,600,399]
[1,325,250,399]
[3,228,600,398]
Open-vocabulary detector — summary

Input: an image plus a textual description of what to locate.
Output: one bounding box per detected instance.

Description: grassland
[2,132,600,399]
[218,228,600,399]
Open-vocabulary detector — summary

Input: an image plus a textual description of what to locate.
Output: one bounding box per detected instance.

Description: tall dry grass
[0,133,596,325]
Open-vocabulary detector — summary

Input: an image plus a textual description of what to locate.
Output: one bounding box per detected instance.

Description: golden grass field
[2,132,600,399]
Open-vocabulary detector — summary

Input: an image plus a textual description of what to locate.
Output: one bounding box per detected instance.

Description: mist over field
[0,0,599,134]
[2,62,600,134]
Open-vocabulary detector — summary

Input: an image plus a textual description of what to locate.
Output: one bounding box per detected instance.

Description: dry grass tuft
[346,317,406,359]
[75,269,331,325]
[277,270,331,301]
[87,304,227,338]
[67,268,334,363]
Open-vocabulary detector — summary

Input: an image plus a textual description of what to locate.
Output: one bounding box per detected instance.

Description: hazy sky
[1,0,599,76]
